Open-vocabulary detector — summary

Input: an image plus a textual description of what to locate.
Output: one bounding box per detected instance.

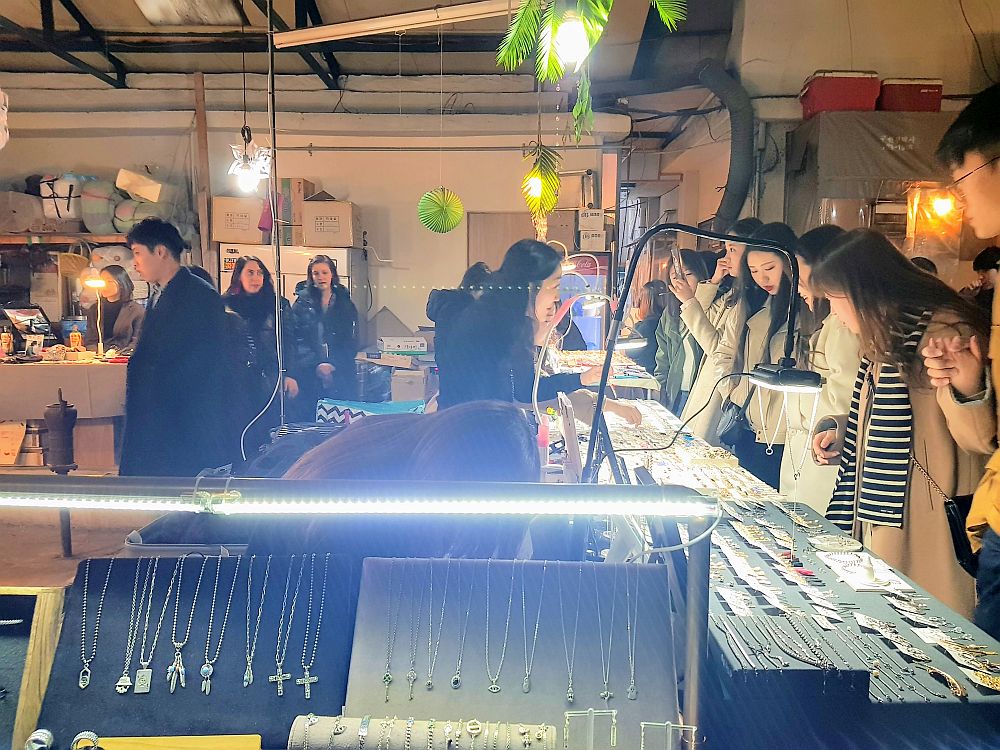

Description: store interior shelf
[0,234,126,245]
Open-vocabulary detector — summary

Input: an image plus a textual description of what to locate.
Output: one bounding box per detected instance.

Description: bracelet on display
[289,716,556,750]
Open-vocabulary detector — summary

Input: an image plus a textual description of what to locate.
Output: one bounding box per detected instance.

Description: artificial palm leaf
[418,187,465,233]
[572,67,594,142]
[497,0,542,71]
[650,0,686,31]
[576,0,613,47]
[536,1,565,83]
[522,142,563,221]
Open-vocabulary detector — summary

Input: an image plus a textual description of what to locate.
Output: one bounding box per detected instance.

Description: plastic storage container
[877,78,943,112]
[799,70,880,119]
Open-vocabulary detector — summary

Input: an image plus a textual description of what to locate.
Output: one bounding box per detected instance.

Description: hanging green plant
[522,142,562,234]
[498,1,687,141]
[418,187,465,233]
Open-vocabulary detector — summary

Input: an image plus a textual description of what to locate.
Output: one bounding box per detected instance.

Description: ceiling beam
[56,0,128,85]
[302,0,341,82]
[39,0,54,40]
[247,0,338,89]
[0,14,126,88]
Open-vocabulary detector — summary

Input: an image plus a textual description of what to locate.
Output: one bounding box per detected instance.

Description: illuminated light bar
[0,477,717,518]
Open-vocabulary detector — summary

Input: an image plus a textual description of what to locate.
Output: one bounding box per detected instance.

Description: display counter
[0,362,126,471]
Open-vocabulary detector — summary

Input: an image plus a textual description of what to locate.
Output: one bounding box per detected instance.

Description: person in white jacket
[779,225,862,511]
[671,217,763,443]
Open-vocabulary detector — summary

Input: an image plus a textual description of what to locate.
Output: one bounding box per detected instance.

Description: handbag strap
[910,452,949,506]
[731,383,757,418]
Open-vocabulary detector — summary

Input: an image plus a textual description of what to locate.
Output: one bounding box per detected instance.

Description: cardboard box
[356,350,417,370]
[578,208,604,231]
[278,178,316,246]
[302,194,361,247]
[378,336,428,353]
[580,230,607,252]
[212,196,267,244]
[391,369,428,402]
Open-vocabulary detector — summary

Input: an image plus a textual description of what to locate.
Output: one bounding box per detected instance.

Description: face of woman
[311,262,333,290]
[99,272,119,300]
[746,250,785,296]
[827,293,861,334]
[725,242,746,277]
[240,261,266,294]
[532,268,562,326]
[797,258,814,310]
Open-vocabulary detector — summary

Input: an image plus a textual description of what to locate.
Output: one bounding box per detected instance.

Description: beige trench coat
[820,316,995,618]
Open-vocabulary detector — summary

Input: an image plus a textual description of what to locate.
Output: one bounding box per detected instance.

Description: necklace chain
[301,553,331,671]
[405,563,428,699]
[203,556,242,665]
[520,561,546,693]
[484,559,516,693]
[624,564,640,699]
[275,555,306,669]
[426,559,451,689]
[244,554,271,686]
[139,559,177,668]
[117,558,154,691]
[593,564,618,703]
[171,556,208,649]
[383,560,407,701]
[79,559,115,680]
[556,564,583,703]
[451,564,476,689]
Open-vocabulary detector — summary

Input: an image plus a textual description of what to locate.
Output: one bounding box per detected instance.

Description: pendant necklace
[116,557,155,694]
[484,558,516,694]
[78,558,115,689]
[425,559,450,691]
[519,560,546,694]
[243,554,272,687]
[136,558,180,694]
[271,554,306,696]
[405,562,428,700]
[167,555,208,693]
[624,564,639,700]
[200,556,242,695]
[450,564,476,689]
[297,553,331,699]
[593,563,618,704]
[382,559,406,702]
[556,564,583,704]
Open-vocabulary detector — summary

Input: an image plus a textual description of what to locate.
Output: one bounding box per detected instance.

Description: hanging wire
[439,25,444,188]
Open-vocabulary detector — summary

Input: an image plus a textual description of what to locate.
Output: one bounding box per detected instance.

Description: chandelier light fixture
[228,125,272,194]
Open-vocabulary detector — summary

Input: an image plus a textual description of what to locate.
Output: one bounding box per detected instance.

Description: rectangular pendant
[134,668,153,694]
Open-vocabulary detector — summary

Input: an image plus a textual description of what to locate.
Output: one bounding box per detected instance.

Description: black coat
[291,284,359,400]
[120,267,235,477]
[437,291,582,409]
[224,291,295,389]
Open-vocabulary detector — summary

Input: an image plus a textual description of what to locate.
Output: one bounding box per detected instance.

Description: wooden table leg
[58,510,72,558]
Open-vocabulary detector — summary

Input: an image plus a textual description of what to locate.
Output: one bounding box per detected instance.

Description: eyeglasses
[948,154,1000,204]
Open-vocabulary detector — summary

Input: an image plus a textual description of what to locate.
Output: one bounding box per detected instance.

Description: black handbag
[912,456,979,577]
[717,386,756,452]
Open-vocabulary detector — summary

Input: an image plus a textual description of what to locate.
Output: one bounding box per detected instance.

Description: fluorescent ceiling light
[274,0,514,48]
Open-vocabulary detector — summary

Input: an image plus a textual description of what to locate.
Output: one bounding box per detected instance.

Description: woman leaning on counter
[84,264,144,352]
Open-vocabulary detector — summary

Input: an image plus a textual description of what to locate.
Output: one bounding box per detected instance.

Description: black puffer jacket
[291,284,359,399]
[427,288,474,406]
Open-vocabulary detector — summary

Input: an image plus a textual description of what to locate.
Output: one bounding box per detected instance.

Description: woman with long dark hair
[713,222,799,487]
[630,279,667,374]
[83,264,144,352]
[810,229,994,617]
[778,226,862,509]
[654,251,710,413]
[291,255,360,412]
[224,256,299,446]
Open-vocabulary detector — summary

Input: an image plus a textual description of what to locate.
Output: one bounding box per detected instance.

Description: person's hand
[813,428,840,465]
[669,271,697,303]
[580,365,603,386]
[921,335,985,398]
[283,376,299,398]
[607,400,642,426]
[710,257,731,285]
[316,362,335,387]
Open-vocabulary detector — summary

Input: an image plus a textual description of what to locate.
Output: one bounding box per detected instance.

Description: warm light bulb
[526,175,544,199]
[236,166,261,193]
[932,195,955,216]
[554,15,591,68]
[80,267,106,289]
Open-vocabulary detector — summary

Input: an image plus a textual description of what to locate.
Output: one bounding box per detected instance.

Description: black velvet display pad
[346,559,679,750]
[36,555,360,750]
[1,595,35,750]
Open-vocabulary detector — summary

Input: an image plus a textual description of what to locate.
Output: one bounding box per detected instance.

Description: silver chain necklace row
[271,555,306,696]
[297,553,331,699]
[484,559,516,694]
[167,555,208,693]
[78,558,115,689]
[244,554,272,687]
[200,556,242,695]
[116,558,154,694]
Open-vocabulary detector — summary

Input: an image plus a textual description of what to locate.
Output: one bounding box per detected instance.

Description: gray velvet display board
[346,559,678,750]
[0,595,35,750]
[36,555,360,750]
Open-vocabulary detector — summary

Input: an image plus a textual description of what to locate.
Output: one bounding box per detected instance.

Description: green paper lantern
[418,187,464,233]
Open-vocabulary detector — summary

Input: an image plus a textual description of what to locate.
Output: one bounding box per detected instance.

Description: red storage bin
[877,78,943,112]
[799,70,880,119]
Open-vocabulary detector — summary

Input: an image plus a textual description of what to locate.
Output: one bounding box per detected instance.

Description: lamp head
[747,362,823,393]
[80,267,106,289]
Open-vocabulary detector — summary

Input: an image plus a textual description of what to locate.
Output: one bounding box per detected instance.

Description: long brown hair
[809,229,988,380]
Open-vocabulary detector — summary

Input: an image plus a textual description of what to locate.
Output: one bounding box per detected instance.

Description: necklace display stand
[563,709,617,750]
[639,721,697,750]
[345,559,679,750]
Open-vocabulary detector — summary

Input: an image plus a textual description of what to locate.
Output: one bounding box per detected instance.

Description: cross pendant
[296,668,318,699]
[406,668,418,700]
[269,666,291,696]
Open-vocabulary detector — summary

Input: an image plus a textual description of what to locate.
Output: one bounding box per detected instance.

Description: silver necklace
[244,554,271,687]
[593,563,618,704]
[425,559,450,691]
[406,563,428,700]
[270,554,305,696]
[624,564,639,700]
[450,564,476,689]
[200,556,242,695]
[484,558,516,694]
[167,555,208,693]
[520,561,546,694]
[556,564,583,704]
[136,558,179,694]
[297,553,331,699]
[382,559,406,702]
[116,558,154,694]
[78,558,115,689]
